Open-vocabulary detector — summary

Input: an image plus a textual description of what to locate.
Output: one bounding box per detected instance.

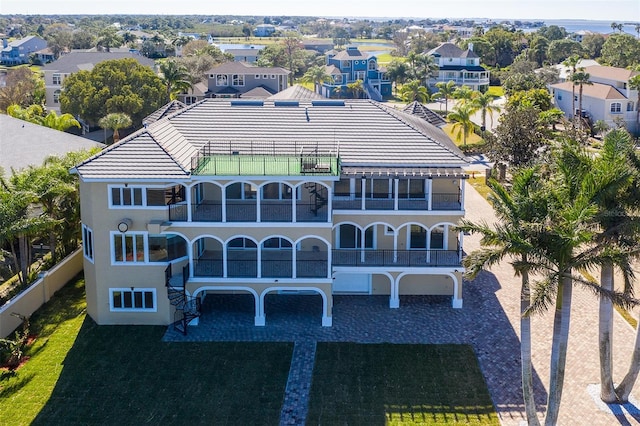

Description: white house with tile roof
[427,42,490,92]
[71,99,468,333]
[203,62,290,99]
[550,65,639,134]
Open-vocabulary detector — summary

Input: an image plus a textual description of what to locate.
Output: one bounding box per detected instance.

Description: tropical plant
[434,80,456,113]
[160,59,193,101]
[385,59,410,95]
[629,74,640,135]
[98,113,132,144]
[571,69,593,131]
[399,80,430,103]
[452,85,474,103]
[347,79,365,99]
[562,55,580,127]
[447,102,475,146]
[593,120,610,138]
[470,91,501,132]
[457,167,548,426]
[301,65,332,94]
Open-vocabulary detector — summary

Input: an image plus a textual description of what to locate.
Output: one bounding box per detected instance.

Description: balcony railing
[190,251,329,278]
[332,249,461,267]
[169,201,328,222]
[333,192,461,211]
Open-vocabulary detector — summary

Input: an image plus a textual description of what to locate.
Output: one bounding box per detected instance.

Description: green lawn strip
[1,277,292,426]
[486,86,504,97]
[443,123,483,147]
[467,176,493,201]
[307,343,499,425]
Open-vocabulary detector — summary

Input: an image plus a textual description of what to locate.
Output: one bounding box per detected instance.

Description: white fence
[0,249,83,338]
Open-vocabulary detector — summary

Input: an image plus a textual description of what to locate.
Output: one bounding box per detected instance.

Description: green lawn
[443,123,484,147]
[486,86,504,97]
[307,343,499,425]
[0,277,292,426]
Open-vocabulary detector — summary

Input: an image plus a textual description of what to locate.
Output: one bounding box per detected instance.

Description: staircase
[364,81,383,101]
[307,183,328,215]
[165,264,201,335]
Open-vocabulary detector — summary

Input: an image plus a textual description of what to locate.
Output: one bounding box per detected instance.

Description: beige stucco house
[72,99,468,333]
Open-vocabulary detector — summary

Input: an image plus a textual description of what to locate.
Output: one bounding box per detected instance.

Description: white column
[222,188,227,222]
[327,242,332,279]
[186,186,192,222]
[393,231,398,263]
[427,179,433,210]
[459,178,465,211]
[458,230,464,262]
[327,184,332,223]
[360,228,366,263]
[188,240,194,278]
[255,291,265,326]
[256,191,261,222]
[292,187,297,223]
[292,246,297,278]
[390,276,399,308]
[361,178,366,210]
[393,178,399,210]
[452,274,463,309]
[322,291,332,326]
[222,245,228,277]
[257,246,262,278]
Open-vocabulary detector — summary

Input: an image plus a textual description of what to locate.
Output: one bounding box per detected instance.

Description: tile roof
[268,85,324,100]
[551,81,627,100]
[1,115,104,173]
[41,51,155,73]
[331,48,369,60]
[325,65,342,75]
[240,86,276,99]
[459,50,479,59]
[206,61,290,75]
[428,42,464,58]
[402,102,447,127]
[584,65,639,82]
[143,100,187,125]
[74,99,467,180]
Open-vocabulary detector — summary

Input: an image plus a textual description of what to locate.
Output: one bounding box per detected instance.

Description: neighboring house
[0,114,104,173]
[201,61,289,99]
[41,51,156,114]
[254,24,277,37]
[268,84,324,100]
[547,58,600,82]
[0,35,47,66]
[71,99,468,331]
[302,40,334,54]
[322,46,392,101]
[33,47,55,64]
[427,42,490,92]
[402,101,447,127]
[223,46,265,63]
[550,65,639,134]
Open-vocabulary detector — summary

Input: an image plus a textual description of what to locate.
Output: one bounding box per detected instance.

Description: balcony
[169,201,328,222]
[333,192,461,211]
[332,249,461,267]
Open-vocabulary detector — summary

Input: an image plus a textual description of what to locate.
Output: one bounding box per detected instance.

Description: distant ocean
[539,19,639,35]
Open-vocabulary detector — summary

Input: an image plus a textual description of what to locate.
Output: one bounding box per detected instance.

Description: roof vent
[311,100,345,107]
[230,100,264,106]
[274,101,299,107]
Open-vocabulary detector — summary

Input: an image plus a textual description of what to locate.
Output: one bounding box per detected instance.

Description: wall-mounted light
[118,218,132,233]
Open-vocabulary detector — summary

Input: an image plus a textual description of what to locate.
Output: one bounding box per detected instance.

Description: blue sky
[1,0,639,21]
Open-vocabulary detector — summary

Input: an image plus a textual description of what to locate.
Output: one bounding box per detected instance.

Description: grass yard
[0,277,292,426]
[467,176,493,200]
[443,123,483,147]
[307,343,499,425]
[486,86,504,97]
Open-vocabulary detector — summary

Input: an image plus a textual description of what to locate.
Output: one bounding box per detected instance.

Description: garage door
[333,273,370,293]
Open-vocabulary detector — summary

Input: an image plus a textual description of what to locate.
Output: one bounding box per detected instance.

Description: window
[627,102,634,112]
[410,225,427,249]
[146,185,185,206]
[430,227,445,249]
[384,226,394,236]
[334,75,343,84]
[232,74,245,86]
[255,74,260,79]
[148,234,187,262]
[113,233,145,263]
[110,288,156,312]
[53,89,61,104]
[216,74,228,86]
[184,96,197,105]
[52,73,62,85]
[270,74,276,79]
[342,60,349,68]
[466,59,475,66]
[82,224,94,262]
[611,102,622,113]
[368,60,376,70]
[262,237,292,249]
[557,94,563,101]
[263,74,268,79]
[111,186,143,207]
[228,237,257,249]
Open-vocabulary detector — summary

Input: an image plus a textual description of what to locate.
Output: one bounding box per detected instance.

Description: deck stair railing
[165,264,201,335]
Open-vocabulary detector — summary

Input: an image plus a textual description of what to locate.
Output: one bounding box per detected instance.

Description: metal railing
[332,249,461,267]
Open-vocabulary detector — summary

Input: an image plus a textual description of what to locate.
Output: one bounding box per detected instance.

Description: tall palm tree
[347,79,365,99]
[435,80,456,113]
[470,91,501,132]
[562,55,580,125]
[453,85,474,103]
[98,113,132,144]
[447,102,475,146]
[628,74,640,135]
[458,167,548,426]
[399,79,430,103]
[415,54,439,87]
[301,65,332,95]
[571,69,593,131]
[41,110,81,131]
[160,59,193,102]
[385,59,409,96]
[590,129,640,403]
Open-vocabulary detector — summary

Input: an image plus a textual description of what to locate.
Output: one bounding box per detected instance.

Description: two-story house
[254,24,277,37]
[41,51,156,114]
[427,42,490,92]
[550,65,639,135]
[1,35,47,66]
[321,46,392,101]
[191,62,290,100]
[71,99,468,333]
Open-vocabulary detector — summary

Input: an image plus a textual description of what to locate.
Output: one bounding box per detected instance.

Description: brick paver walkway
[163,182,639,426]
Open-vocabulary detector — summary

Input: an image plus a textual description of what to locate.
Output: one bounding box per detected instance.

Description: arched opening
[227,237,257,277]
[261,183,293,222]
[192,237,223,277]
[191,182,222,222]
[261,237,293,278]
[296,237,329,278]
[226,182,257,221]
[297,182,329,222]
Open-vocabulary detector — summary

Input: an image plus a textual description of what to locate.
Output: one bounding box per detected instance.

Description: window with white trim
[110,288,156,311]
[627,102,634,112]
[82,224,94,262]
[184,96,197,105]
[611,102,622,113]
[368,60,376,70]
[148,234,188,262]
[109,185,185,208]
[232,74,245,86]
[111,186,143,206]
[53,89,61,104]
[270,74,276,79]
[113,233,145,263]
[255,74,260,79]
[52,73,62,85]
[216,74,228,86]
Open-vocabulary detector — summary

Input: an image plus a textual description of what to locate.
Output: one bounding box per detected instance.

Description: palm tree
[628,74,640,135]
[160,59,193,102]
[571,69,593,131]
[435,80,456,113]
[347,79,365,99]
[447,102,475,146]
[385,59,409,96]
[562,55,580,125]
[590,129,640,403]
[6,104,45,124]
[593,120,610,138]
[41,110,80,131]
[301,65,332,95]
[98,113,132,144]
[452,85,474,104]
[636,24,640,38]
[470,91,501,132]
[415,54,439,87]
[399,79,430,103]
[458,167,548,426]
